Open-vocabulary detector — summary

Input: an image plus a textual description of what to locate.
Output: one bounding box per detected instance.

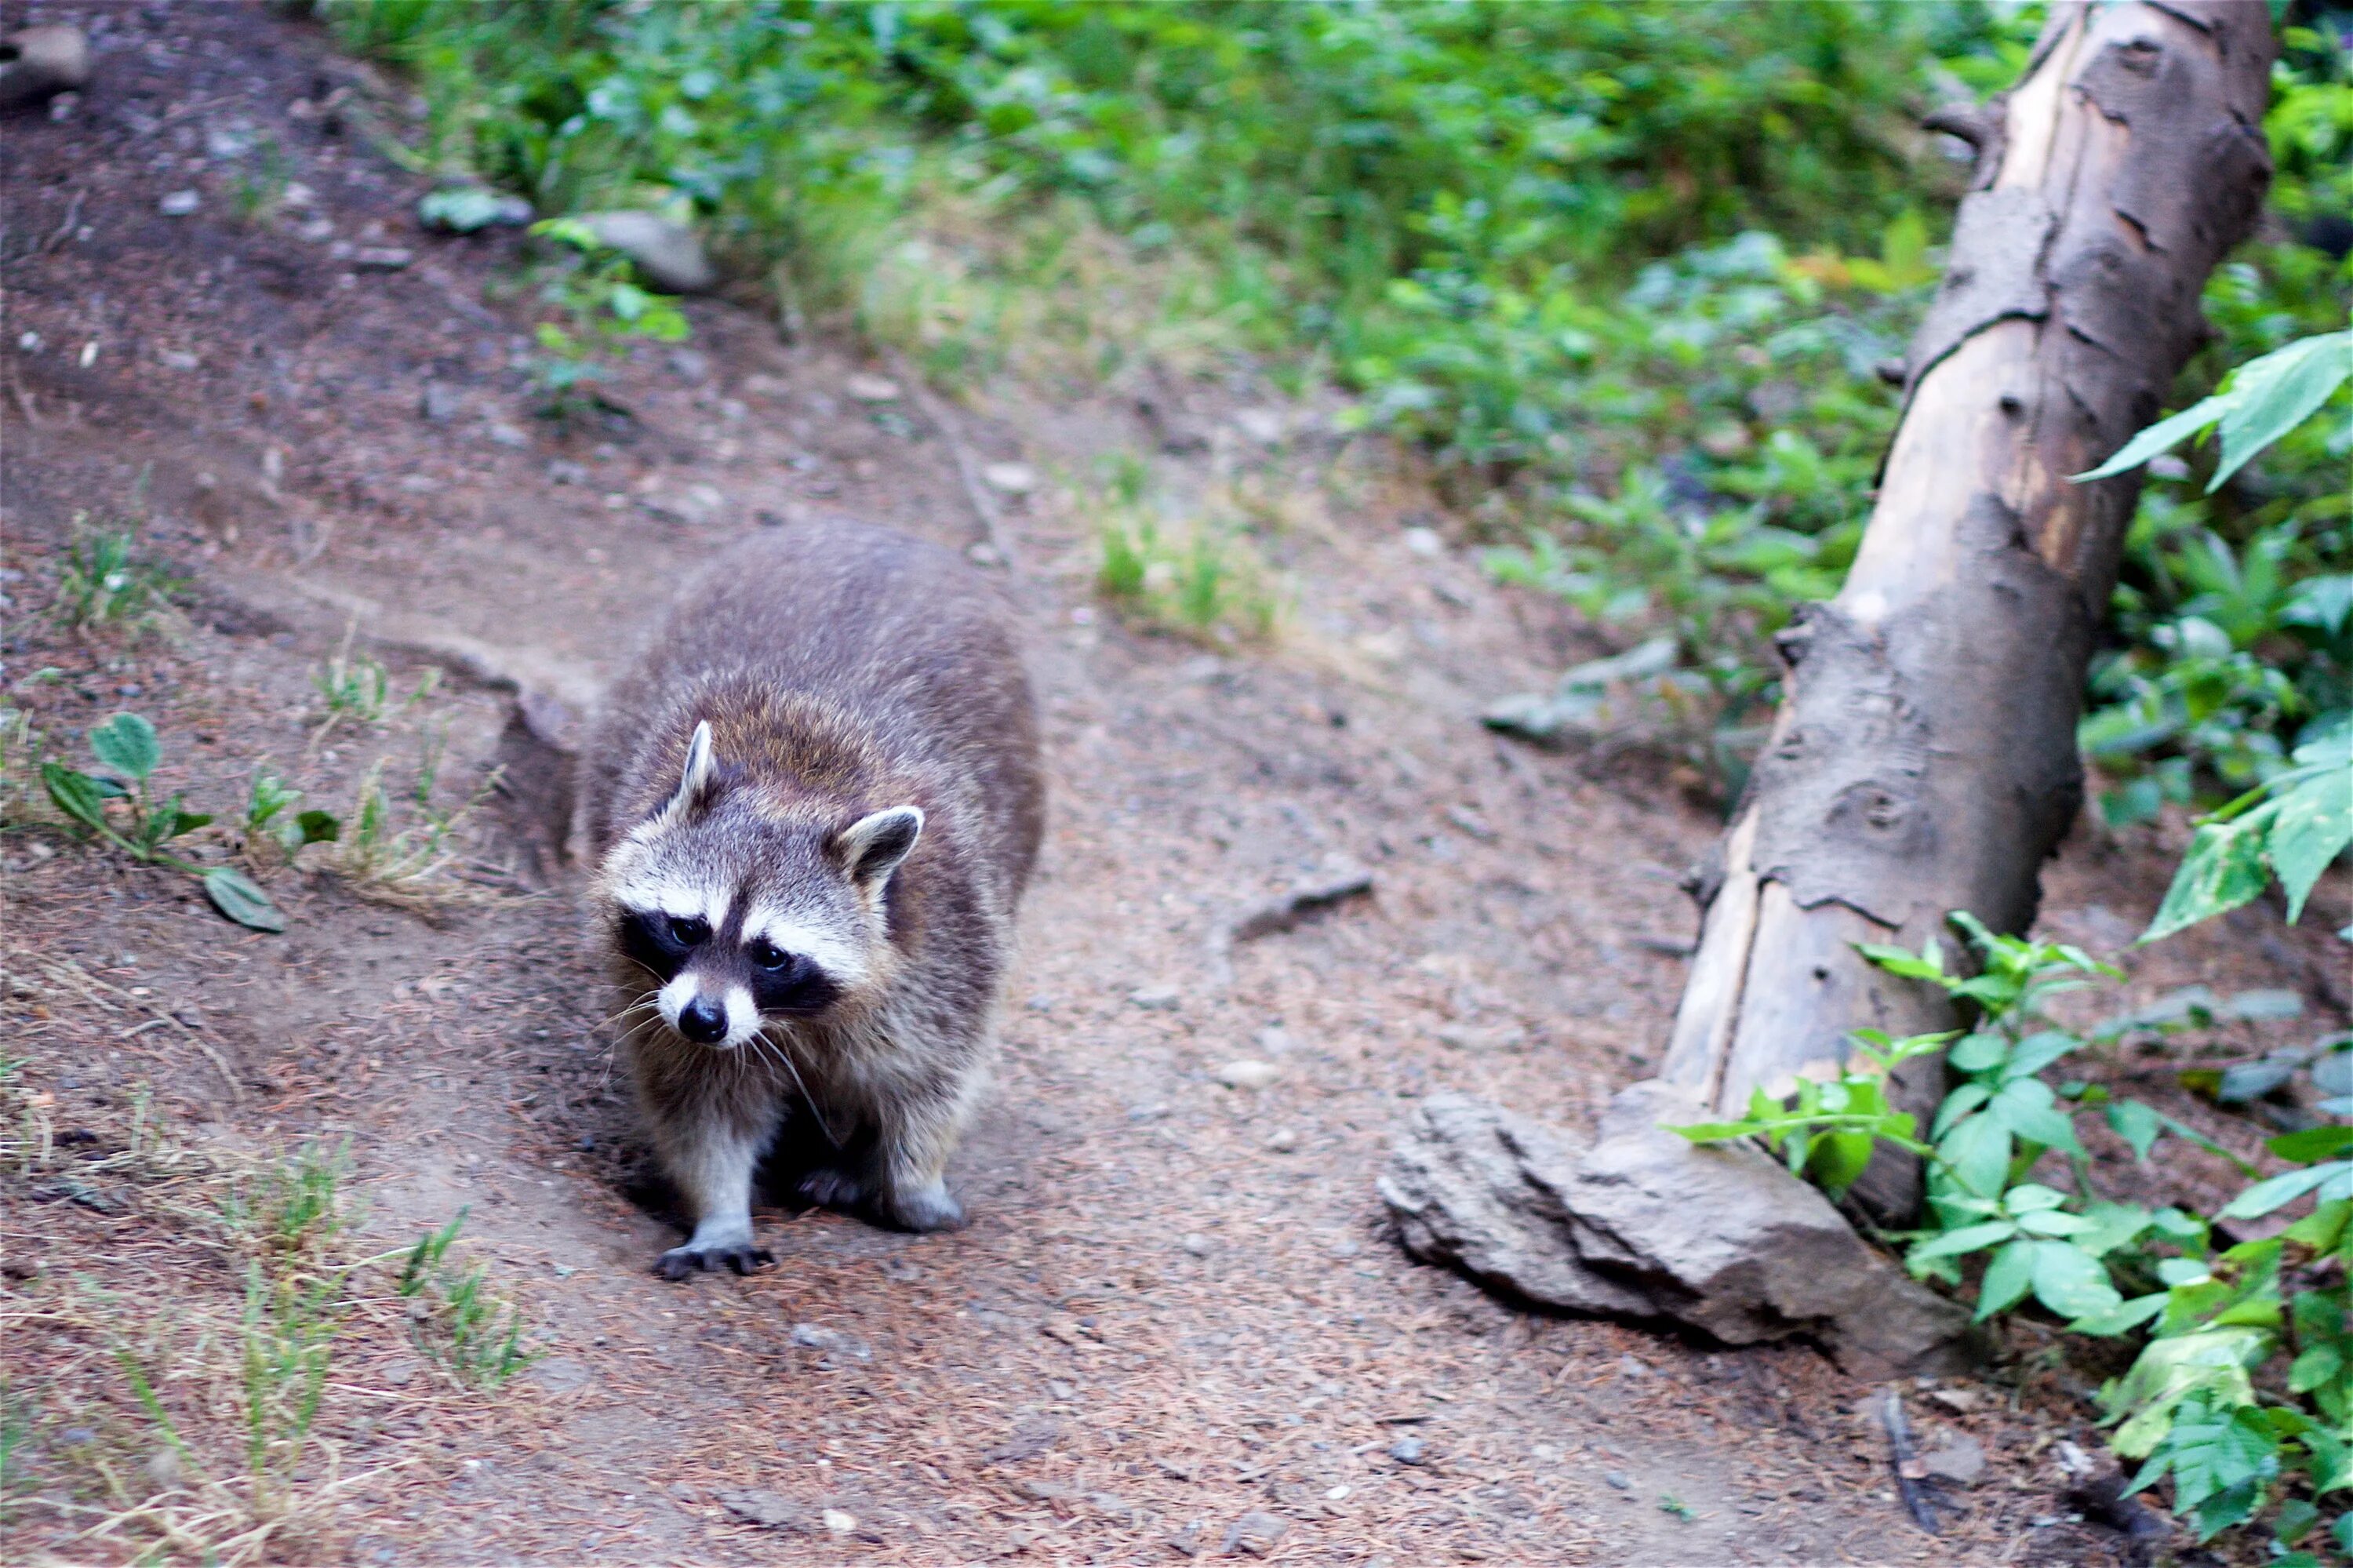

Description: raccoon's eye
[744,937,791,972]
[667,915,710,947]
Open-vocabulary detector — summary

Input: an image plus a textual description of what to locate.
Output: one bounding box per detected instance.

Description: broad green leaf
[1807,1127,1877,1199]
[1976,1238,2035,1321]
[1947,1032,2006,1073]
[2005,1182,2068,1212]
[2268,769,2351,925]
[1990,1076,2082,1155]
[42,762,112,834]
[203,868,286,933]
[2141,811,2276,944]
[2107,1099,2163,1161]
[2017,1209,2097,1238]
[1939,1112,2013,1201]
[2074,397,2227,482]
[89,711,160,783]
[1933,1082,1991,1138]
[292,808,341,846]
[2283,575,2353,636]
[2291,1344,2344,1398]
[2219,1162,2351,1221]
[2074,1202,2154,1260]
[2273,1125,2353,1164]
[2209,328,2353,492]
[2282,1199,2349,1254]
[2107,1329,2269,1456]
[2157,1257,2214,1288]
[2002,1030,2080,1082]
[2030,1240,2122,1319]
[2071,1292,2167,1337]
[1907,1220,2017,1264]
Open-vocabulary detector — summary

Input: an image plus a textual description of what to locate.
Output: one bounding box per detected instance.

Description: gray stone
[1919,1433,1987,1486]
[1387,1435,1426,1464]
[576,211,716,294]
[1379,1082,1978,1378]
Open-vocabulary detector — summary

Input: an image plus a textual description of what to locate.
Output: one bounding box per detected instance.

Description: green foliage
[41,711,285,932]
[242,768,341,865]
[1092,460,1281,644]
[1668,1028,1945,1199]
[1682,911,2352,1555]
[53,519,180,633]
[2078,329,2352,497]
[524,216,692,415]
[396,1210,536,1388]
[2141,712,2352,943]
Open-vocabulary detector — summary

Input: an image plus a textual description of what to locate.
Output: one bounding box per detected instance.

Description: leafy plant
[2076,327,2353,498]
[2140,712,2352,944]
[53,521,180,633]
[242,767,340,865]
[525,216,691,417]
[1674,911,2351,1558]
[41,712,284,932]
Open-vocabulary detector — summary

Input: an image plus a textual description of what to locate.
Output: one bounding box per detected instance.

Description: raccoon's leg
[647,1086,784,1281]
[870,1064,987,1233]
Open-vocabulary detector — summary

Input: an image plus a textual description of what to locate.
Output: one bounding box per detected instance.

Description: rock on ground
[576,210,716,293]
[1379,1081,1977,1378]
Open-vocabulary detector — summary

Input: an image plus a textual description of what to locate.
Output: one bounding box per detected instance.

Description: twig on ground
[882,348,1015,570]
[1879,1387,1940,1535]
[43,956,245,1105]
[1206,862,1375,987]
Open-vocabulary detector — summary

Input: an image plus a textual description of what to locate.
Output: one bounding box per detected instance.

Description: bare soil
[5,5,2345,1566]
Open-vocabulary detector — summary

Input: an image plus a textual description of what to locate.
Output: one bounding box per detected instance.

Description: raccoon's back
[588,518,1043,894]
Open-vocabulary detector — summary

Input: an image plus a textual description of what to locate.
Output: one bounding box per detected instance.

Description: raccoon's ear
[658,720,718,823]
[836,806,925,890]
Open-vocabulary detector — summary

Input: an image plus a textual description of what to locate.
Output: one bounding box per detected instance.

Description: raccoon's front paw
[653,1242,776,1282]
[882,1181,966,1234]
[797,1166,872,1210]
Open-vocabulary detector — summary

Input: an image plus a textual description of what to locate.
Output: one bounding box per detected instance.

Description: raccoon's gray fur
[584,518,1043,1279]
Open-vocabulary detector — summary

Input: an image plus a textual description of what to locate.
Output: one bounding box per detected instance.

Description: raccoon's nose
[677,995,729,1043]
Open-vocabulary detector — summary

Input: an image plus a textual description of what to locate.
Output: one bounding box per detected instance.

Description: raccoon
[584,518,1043,1279]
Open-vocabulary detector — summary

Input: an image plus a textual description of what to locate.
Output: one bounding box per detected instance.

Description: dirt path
[7,8,2342,1566]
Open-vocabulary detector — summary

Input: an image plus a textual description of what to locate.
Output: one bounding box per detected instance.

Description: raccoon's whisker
[753,1028,840,1148]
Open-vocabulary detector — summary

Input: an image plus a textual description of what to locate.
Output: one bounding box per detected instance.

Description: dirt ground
[5,6,2347,1566]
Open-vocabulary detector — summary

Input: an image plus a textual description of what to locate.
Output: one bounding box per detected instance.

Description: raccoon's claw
[797,1166,872,1210]
[653,1242,775,1281]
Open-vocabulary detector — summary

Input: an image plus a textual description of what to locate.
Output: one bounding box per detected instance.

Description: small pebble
[158,190,200,216]
[1604,1472,1631,1490]
[1215,1060,1280,1090]
[1128,984,1180,1011]
[1389,1436,1427,1464]
[821,1508,856,1536]
[843,373,900,402]
[1179,1233,1213,1257]
[1264,1127,1298,1152]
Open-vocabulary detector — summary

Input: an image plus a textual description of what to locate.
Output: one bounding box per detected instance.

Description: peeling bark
[1661,1,2275,1221]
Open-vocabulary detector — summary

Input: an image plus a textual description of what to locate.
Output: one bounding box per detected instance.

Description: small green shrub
[396,1211,536,1388]
[53,521,180,634]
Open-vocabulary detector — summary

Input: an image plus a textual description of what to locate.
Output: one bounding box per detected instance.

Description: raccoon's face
[600,721,924,1050]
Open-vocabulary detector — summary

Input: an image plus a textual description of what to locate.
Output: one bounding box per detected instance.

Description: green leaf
[2290,1344,2344,1398]
[2209,327,2353,492]
[2107,1099,2163,1161]
[2005,1182,2068,1213]
[2071,1293,2167,1337]
[2140,812,2275,944]
[292,808,341,846]
[202,868,286,933]
[2017,1209,2097,1238]
[1933,1082,1991,1138]
[2108,1330,2269,1456]
[1947,1032,2007,1073]
[2073,396,2228,482]
[1990,1076,2082,1155]
[88,711,160,783]
[42,761,112,834]
[1940,1112,2013,1201]
[2282,1199,2349,1253]
[1976,1238,2035,1321]
[2030,1240,2122,1319]
[2269,769,2353,925]
[1907,1220,2017,1265]
[2272,1125,2353,1164]
[2002,1030,2081,1082]
[2218,1162,2351,1221]
[1806,1127,1878,1199]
